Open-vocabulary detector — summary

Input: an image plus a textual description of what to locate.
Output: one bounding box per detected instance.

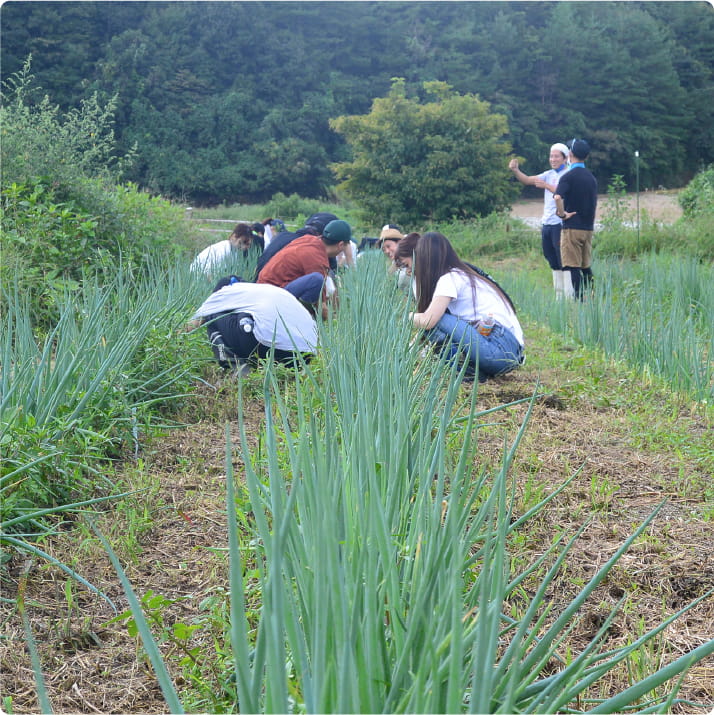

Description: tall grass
[95,254,713,712]
[505,254,713,402]
[1,258,208,553]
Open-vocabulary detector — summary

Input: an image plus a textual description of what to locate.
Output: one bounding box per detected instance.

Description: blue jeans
[283,272,324,304]
[426,313,524,381]
[541,224,562,270]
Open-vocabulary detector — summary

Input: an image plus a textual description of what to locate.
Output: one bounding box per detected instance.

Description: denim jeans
[541,223,563,270]
[426,312,524,381]
[283,272,324,303]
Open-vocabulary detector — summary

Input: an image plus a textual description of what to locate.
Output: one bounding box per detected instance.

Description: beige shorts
[560,228,593,268]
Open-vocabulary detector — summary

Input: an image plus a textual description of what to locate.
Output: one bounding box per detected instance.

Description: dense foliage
[2,54,712,710]
[0,61,193,325]
[331,79,518,224]
[678,164,714,218]
[1,1,712,205]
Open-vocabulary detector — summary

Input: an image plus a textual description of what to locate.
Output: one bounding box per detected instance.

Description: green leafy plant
[331,78,519,225]
[678,164,714,219]
[600,174,634,233]
[74,256,714,713]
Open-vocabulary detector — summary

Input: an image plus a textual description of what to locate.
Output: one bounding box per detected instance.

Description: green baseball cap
[322,219,352,244]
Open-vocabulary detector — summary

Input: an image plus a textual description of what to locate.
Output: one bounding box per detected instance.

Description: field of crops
[2,222,712,713]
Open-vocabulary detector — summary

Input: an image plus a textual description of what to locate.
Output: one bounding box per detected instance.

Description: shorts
[560,228,593,269]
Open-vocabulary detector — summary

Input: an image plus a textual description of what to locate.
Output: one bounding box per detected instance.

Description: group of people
[187,217,526,383]
[186,212,353,371]
[187,136,595,380]
[509,138,597,300]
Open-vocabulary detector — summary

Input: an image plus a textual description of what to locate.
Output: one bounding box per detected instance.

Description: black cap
[212,275,242,292]
[305,212,338,235]
[570,139,591,160]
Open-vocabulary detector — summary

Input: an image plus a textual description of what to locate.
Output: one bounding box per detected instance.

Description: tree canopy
[331,79,518,224]
[1,1,712,206]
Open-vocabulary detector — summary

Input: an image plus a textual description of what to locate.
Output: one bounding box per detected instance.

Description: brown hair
[230,223,253,240]
[412,231,514,314]
[393,232,420,263]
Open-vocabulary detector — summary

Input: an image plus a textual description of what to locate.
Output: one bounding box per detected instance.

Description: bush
[263,192,334,222]
[1,176,192,326]
[0,58,194,326]
[678,164,714,218]
[331,79,519,226]
[1,57,132,190]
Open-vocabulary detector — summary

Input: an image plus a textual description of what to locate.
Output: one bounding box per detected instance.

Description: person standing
[509,143,570,298]
[554,139,598,300]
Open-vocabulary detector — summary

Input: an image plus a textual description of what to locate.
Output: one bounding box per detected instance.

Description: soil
[3,356,712,713]
[510,189,683,225]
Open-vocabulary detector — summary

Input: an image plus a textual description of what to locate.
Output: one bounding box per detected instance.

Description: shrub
[0,58,194,325]
[331,79,518,226]
[263,192,334,222]
[678,164,714,218]
[0,57,132,190]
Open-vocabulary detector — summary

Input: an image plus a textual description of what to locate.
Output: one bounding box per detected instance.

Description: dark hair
[212,275,242,292]
[305,212,338,235]
[413,232,515,314]
[357,236,380,252]
[230,223,253,240]
[393,232,420,263]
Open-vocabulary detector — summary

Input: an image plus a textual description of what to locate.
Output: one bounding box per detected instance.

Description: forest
[2,0,713,205]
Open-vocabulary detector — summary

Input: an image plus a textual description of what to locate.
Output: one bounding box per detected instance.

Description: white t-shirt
[263,224,273,249]
[433,269,524,346]
[538,166,569,225]
[190,239,234,273]
[192,283,318,353]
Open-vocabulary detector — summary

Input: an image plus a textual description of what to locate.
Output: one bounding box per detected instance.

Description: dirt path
[2,329,712,712]
[511,190,682,224]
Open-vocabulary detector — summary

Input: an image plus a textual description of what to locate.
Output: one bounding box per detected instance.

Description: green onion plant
[100,254,713,712]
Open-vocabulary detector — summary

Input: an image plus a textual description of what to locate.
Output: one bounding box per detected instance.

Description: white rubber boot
[553,270,565,300]
[562,269,575,299]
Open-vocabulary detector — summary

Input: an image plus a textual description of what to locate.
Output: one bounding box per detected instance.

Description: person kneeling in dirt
[185,276,318,371]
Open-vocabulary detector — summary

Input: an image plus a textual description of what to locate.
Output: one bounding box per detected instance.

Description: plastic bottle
[239,316,254,333]
[477,314,494,337]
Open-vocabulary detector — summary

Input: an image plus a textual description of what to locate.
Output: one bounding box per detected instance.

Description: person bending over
[257,219,352,319]
[191,223,262,275]
[186,276,318,371]
[408,232,525,382]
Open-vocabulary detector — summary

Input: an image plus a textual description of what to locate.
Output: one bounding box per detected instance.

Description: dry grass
[2,335,712,713]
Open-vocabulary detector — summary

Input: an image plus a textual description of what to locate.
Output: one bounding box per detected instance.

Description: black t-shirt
[556,166,598,231]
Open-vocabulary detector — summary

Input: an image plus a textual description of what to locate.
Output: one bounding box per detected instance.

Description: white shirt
[538,165,569,225]
[190,239,234,273]
[192,283,318,353]
[433,269,524,346]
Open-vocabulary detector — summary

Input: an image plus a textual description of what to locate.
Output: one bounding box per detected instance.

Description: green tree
[331,79,518,225]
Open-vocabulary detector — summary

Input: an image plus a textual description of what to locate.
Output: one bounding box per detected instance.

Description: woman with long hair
[409,231,524,381]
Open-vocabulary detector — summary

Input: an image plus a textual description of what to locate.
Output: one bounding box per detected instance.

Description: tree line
[2,1,713,206]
